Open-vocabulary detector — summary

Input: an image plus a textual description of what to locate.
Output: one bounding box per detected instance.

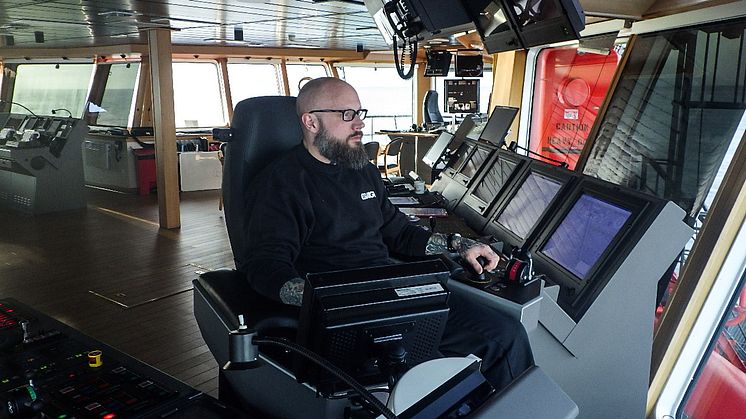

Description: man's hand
[459,242,500,275]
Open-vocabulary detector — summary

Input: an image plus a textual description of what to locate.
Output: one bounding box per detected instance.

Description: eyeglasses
[308,109,368,122]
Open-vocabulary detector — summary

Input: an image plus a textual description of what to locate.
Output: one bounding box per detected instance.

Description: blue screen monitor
[529,177,666,321]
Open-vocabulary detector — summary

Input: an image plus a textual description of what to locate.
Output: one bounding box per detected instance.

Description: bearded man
[245,77,533,391]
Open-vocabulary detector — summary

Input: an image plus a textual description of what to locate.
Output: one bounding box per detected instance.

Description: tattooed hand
[425,233,500,275]
[279,277,305,306]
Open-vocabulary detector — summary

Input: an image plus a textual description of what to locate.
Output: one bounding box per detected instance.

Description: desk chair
[378,137,403,177]
[363,141,379,164]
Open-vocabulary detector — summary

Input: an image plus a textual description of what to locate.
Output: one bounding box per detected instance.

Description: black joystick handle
[474,256,488,281]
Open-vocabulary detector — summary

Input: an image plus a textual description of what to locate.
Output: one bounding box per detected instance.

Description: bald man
[246,77,533,390]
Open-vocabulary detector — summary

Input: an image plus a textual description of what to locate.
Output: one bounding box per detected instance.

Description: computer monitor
[442,141,475,178]
[455,54,484,77]
[425,50,453,77]
[296,260,451,395]
[454,142,495,186]
[528,177,667,321]
[479,106,519,146]
[484,159,576,252]
[445,79,480,114]
[422,131,455,169]
[463,149,528,216]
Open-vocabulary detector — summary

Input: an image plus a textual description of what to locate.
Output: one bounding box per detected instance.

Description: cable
[51,108,73,117]
[0,100,39,117]
[252,336,398,419]
[508,142,569,168]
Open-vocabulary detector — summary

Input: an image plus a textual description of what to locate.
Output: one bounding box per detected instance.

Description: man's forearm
[425,232,480,255]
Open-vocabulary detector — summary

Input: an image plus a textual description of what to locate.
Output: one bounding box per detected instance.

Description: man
[246,77,533,391]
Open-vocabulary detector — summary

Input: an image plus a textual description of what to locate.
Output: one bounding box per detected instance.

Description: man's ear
[300,113,319,133]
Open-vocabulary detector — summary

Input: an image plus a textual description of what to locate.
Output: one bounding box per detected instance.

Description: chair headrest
[223,96,303,271]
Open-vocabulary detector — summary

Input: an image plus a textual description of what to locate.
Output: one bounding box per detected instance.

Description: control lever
[497,248,534,286]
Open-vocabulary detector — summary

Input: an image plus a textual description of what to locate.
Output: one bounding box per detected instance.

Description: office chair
[363,141,380,164]
[423,90,444,126]
[378,137,403,177]
[193,96,352,418]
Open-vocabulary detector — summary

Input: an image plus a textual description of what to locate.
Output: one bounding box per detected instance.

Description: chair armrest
[193,269,299,334]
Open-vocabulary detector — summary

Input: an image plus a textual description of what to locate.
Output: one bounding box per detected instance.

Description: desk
[377,131,438,178]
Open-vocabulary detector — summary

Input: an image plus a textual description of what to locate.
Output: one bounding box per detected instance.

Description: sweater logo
[360,191,376,200]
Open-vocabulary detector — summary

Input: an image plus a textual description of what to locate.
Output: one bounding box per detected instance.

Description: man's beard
[315,126,370,170]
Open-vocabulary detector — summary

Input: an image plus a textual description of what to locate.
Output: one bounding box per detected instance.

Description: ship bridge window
[336,65,415,143]
[285,63,328,96]
[11,63,94,117]
[87,62,140,127]
[227,63,281,103]
[173,62,228,128]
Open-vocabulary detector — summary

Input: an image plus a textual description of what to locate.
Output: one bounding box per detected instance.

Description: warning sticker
[564,109,579,120]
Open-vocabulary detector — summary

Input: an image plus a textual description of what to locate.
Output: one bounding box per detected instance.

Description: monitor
[2,115,26,130]
[443,142,474,176]
[479,106,519,146]
[456,143,493,182]
[445,79,480,114]
[467,150,528,215]
[528,177,665,321]
[296,260,451,395]
[465,0,585,54]
[455,54,484,77]
[422,131,455,168]
[484,159,575,252]
[425,50,453,77]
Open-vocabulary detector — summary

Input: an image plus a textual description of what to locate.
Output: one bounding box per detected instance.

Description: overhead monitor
[484,159,575,252]
[528,177,665,321]
[296,260,451,394]
[464,0,585,54]
[455,54,484,77]
[479,105,519,146]
[422,131,455,168]
[464,149,528,216]
[445,79,480,114]
[424,50,453,77]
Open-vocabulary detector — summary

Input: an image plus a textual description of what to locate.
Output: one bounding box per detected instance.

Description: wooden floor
[0,187,233,397]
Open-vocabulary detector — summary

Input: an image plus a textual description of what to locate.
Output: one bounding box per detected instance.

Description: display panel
[455,54,484,77]
[445,79,480,113]
[458,145,491,180]
[425,50,453,76]
[445,142,474,172]
[541,194,632,279]
[480,105,519,146]
[473,154,520,204]
[496,172,563,239]
[422,131,455,168]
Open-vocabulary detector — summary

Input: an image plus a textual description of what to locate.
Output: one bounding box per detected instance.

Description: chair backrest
[363,141,379,160]
[385,137,404,156]
[423,90,444,124]
[224,96,303,272]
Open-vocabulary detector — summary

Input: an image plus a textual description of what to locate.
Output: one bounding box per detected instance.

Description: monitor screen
[473,154,520,204]
[446,142,474,171]
[4,116,25,130]
[455,54,484,77]
[422,131,454,168]
[297,260,451,394]
[425,50,453,77]
[445,79,480,113]
[496,171,563,239]
[458,145,491,180]
[540,194,632,280]
[480,106,519,146]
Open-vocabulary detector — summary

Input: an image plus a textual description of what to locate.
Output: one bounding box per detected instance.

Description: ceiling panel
[0,0,388,51]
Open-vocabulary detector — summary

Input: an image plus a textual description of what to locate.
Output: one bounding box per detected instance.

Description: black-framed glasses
[308,109,368,122]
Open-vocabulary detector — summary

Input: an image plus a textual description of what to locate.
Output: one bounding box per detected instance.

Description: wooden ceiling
[0,0,728,53]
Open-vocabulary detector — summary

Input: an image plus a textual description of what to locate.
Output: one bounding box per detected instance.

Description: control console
[0,298,244,419]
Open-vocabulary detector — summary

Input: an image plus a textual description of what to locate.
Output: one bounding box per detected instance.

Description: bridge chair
[377,137,403,177]
[193,96,576,419]
[363,140,380,164]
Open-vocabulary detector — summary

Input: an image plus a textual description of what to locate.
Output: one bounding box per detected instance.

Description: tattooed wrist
[279,277,305,306]
[425,233,449,255]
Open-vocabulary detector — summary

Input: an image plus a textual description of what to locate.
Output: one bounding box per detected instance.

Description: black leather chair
[193,96,350,418]
[423,90,444,126]
[363,141,380,163]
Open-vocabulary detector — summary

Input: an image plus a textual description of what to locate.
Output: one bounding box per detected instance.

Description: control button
[88,350,103,368]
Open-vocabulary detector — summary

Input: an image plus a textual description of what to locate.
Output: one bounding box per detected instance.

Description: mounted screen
[472,151,525,206]
[445,142,474,172]
[479,105,519,146]
[455,54,484,77]
[527,177,666,321]
[458,144,492,180]
[422,131,455,168]
[425,51,453,77]
[484,159,575,251]
[445,79,480,113]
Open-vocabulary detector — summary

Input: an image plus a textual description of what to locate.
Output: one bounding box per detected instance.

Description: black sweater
[246,144,432,301]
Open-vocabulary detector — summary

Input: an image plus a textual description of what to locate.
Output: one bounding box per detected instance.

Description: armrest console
[194,269,299,333]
